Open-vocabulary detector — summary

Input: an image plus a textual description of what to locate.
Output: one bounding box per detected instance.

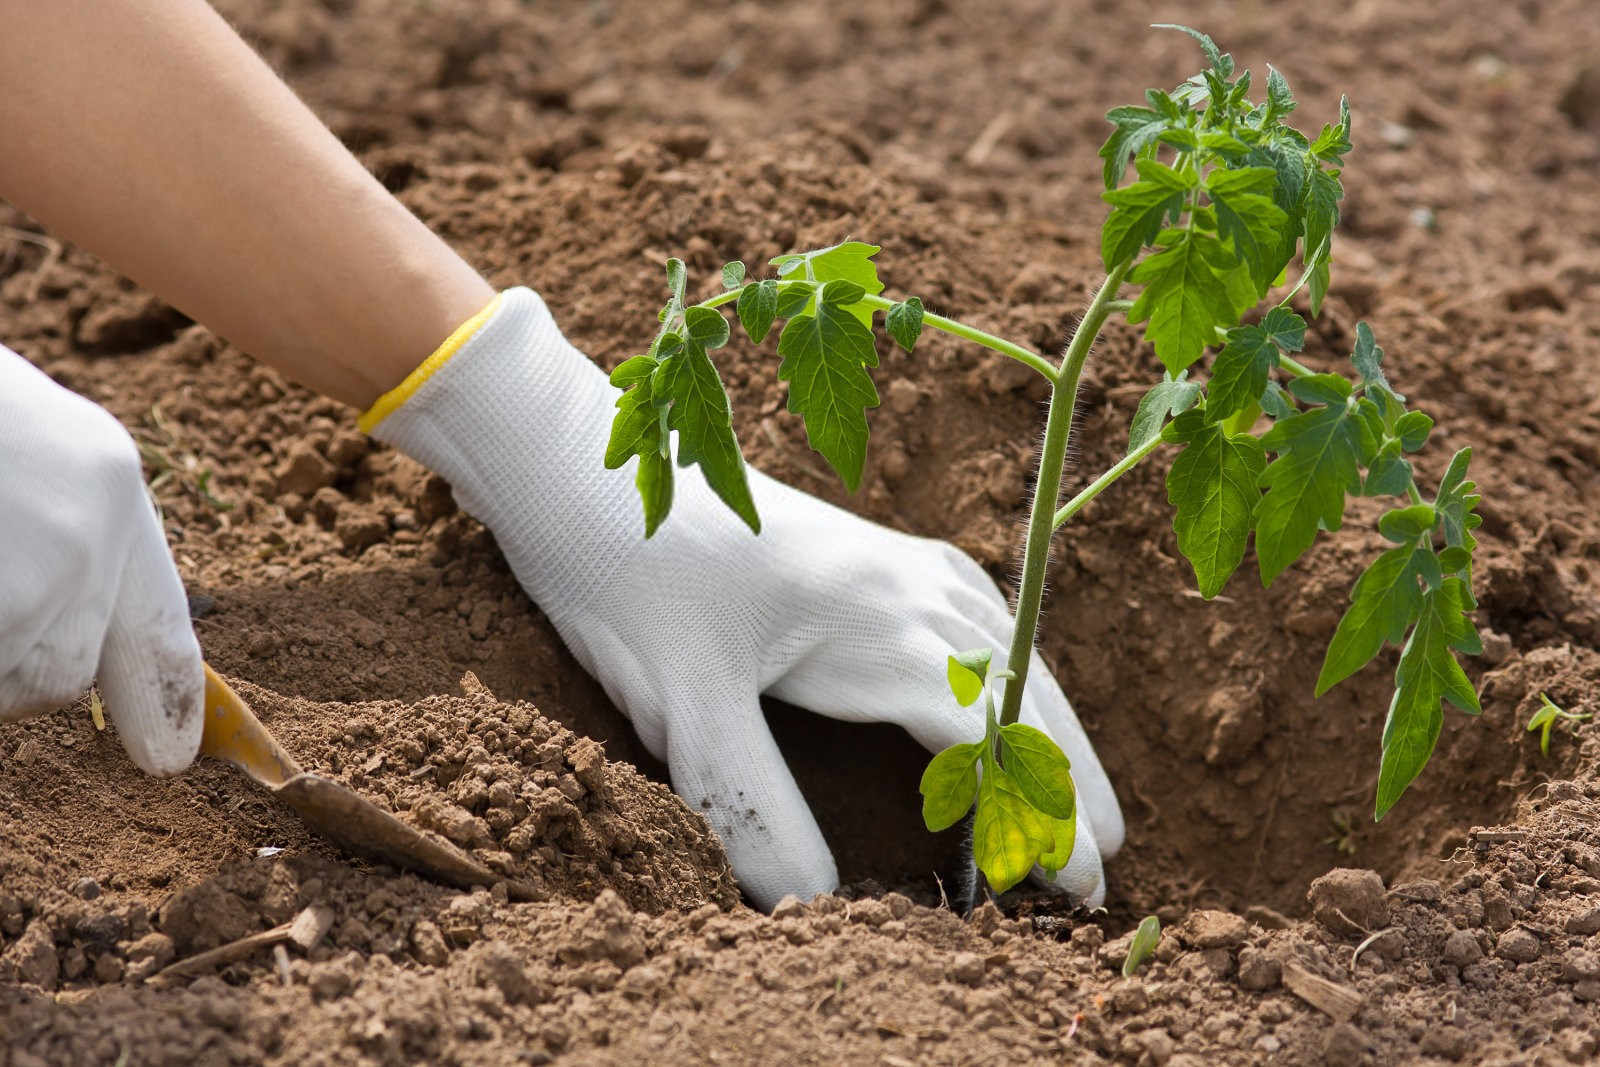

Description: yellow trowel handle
[201,663,305,785]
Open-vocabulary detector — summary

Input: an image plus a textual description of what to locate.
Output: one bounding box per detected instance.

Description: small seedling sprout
[606,26,1489,893]
[1123,915,1161,977]
[1526,693,1590,756]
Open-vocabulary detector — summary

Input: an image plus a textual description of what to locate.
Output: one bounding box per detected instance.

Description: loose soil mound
[5,0,1600,1062]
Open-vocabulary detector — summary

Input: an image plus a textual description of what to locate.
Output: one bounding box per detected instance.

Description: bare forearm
[0,0,492,408]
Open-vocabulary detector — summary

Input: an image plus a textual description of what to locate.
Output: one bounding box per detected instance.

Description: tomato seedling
[1526,692,1590,756]
[606,26,1487,893]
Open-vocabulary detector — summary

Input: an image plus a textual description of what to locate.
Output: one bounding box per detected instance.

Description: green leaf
[1206,166,1290,291]
[1375,577,1482,819]
[1037,812,1076,876]
[1363,441,1414,498]
[819,279,866,307]
[998,723,1076,821]
[1434,448,1482,554]
[1127,229,1237,375]
[1302,168,1344,279]
[1378,503,1436,543]
[1260,380,1298,420]
[665,258,687,304]
[1207,324,1279,424]
[1396,411,1434,453]
[946,648,993,708]
[1163,411,1266,598]
[1264,64,1295,123]
[769,241,884,328]
[776,301,881,491]
[1099,106,1173,189]
[605,361,661,468]
[775,281,813,319]
[1153,23,1233,77]
[1307,253,1332,318]
[683,305,731,350]
[736,280,779,345]
[1101,159,1190,270]
[1128,370,1202,454]
[721,261,746,288]
[656,343,761,533]
[886,297,925,353]
[1316,542,1429,696]
[1255,377,1365,584]
[971,764,1057,893]
[919,742,982,831]
[1123,916,1161,977]
[1260,307,1307,351]
[635,445,674,537]
[609,354,658,388]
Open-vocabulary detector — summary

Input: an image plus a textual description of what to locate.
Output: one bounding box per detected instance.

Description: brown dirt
[5,0,1600,1062]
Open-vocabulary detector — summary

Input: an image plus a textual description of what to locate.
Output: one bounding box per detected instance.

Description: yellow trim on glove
[357,292,504,433]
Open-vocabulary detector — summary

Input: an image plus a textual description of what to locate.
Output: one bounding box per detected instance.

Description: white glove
[367,289,1125,909]
[0,346,203,773]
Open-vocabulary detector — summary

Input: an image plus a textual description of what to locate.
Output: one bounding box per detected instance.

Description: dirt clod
[1307,869,1390,934]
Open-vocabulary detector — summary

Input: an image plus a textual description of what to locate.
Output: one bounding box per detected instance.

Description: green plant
[1526,692,1590,756]
[1123,915,1162,976]
[605,26,1486,893]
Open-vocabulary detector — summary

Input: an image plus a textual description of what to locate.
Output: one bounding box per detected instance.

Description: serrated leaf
[1363,441,1415,498]
[1349,321,1404,411]
[1163,411,1266,598]
[1101,159,1190,270]
[1159,127,1199,152]
[776,302,881,491]
[1307,250,1332,318]
[886,297,924,353]
[683,305,731,349]
[1207,166,1290,291]
[1099,105,1173,189]
[1128,370,1202,454]
[1256,380,1365,584]
[1154,23,1233,77]
[1127,229,1237,375]
[656,343,760,533]
[736,280,778,345]
[998,723,1076,821]
[1261,379,1298,419]
[768,241,884,328]
[972,764,1057,893]
[1316,542,1429,695]
[605,365,660,469]
[721,261,745,288]
[1376,577,1482,819]
[1265,64,1295,122]
[1123,915,1162,977]
[1302,168,1344,277]
[1206,323,1280,424]
[946,649,992,708]
[1435,448,1481,554]
[919,742,982,831]
[1260,307,1306,351]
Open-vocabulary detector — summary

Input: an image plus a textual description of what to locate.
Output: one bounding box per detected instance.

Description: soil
[5,0,1600,1062]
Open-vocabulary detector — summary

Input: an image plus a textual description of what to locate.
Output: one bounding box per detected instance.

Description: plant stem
[1053,433,1163,530]
[693,286,1059,383]
[998,261,1131,728]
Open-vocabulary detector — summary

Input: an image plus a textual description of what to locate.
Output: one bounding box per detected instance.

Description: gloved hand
[0,347,203,773]
[365,289,1125,909]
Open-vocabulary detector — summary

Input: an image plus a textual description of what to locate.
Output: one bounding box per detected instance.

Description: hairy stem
[998,260,1131,727]
[1053,432,1163,530]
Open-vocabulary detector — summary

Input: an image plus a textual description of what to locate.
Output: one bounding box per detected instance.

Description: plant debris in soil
[5,0,1600,1062]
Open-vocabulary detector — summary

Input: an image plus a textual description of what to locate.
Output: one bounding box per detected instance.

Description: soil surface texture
[5,0,1600,1063]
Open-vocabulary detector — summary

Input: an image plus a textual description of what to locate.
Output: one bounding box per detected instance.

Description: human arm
[0,0,490,407]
